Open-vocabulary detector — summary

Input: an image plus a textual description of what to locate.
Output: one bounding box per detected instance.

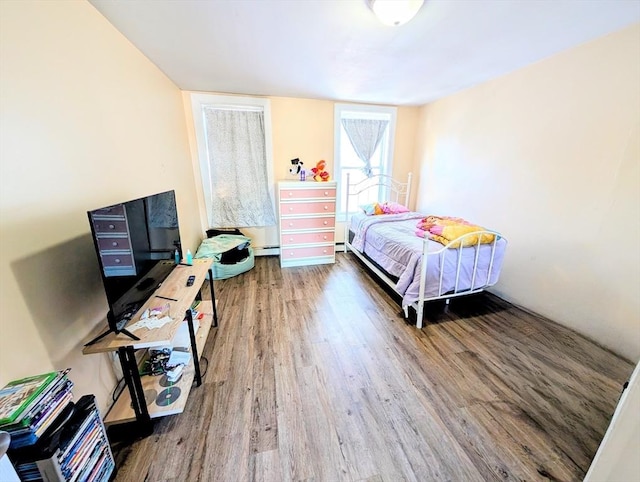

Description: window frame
[334,103,397,221]
[189,93,276,227]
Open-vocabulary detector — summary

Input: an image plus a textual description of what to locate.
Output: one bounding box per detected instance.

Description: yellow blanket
[417,216,495,247]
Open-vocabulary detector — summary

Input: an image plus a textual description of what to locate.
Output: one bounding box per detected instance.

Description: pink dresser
[278,180,337,268]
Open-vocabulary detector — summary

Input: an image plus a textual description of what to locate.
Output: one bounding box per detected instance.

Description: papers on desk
[128,315,173,332]
[166,348,191,382]
[167,349,191,367]
[166,364,183,382]
[127,303,177,332]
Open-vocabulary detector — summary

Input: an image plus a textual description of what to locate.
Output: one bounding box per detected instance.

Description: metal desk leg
[208,268,218,327]
[186,309,202,386]
[117,346,152,435]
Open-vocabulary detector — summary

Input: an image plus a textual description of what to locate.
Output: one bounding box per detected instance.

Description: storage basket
[209,247,254,280]
[195,232,254,280]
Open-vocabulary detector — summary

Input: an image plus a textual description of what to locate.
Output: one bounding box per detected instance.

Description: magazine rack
[8,395,114,482]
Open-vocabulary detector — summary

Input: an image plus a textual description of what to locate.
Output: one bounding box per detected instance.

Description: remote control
[186,275,196,287]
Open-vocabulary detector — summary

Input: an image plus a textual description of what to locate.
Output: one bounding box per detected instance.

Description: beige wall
[414,24,640,361]
[183,93,420,248]
[0,0,201,413]
[0,0,419,414]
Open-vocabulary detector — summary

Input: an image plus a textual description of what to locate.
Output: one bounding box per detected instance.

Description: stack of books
[54,396,114,482]
[7,395,114,482]
[0,370,74,449]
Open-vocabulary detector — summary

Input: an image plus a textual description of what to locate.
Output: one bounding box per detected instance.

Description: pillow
[360,202,384,216]
[380,201,410,214]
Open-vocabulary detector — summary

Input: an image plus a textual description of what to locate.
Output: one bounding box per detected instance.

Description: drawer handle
[112,241,118,247]
[290,252,294,256]
[324,191,329,196]
[323,249,327,254]
[289,207,293,211]
[114,258,121,263]
[109,224,115,229]
[289,238,294,242]
[323,236,327,240]
[288,192,293,196]
[323,221,328,225]
[289,222,294,227]
[323,205,328,210]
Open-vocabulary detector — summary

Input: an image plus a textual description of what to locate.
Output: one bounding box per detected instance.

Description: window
[334,104,397,218]
[190,93,276,228]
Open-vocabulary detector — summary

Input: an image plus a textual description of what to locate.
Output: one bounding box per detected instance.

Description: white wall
[414,23,640,361]
[0,0,201,413]
[585,361,640,481]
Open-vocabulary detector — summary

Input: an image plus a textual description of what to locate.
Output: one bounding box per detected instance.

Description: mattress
[349,212,507,307]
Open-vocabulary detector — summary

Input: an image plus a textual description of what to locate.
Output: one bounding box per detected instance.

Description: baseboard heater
[253,246,279,256]
[254,243,345,257]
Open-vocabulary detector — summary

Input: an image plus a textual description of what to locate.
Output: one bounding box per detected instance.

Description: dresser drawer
[281,216,335,231]
[280,187,336,200]
[97,236,131,251]
[281,245,335,260]
[281,231,335,246]
[100,253,135,268]
[92,220,129,233]
[92,204,125,217]
[280,201,335,216]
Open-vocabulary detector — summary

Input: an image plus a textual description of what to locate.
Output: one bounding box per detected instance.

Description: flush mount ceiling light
[368,0,425,26]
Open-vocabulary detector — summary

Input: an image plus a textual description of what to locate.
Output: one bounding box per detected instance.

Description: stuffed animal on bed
[310,160,330,182]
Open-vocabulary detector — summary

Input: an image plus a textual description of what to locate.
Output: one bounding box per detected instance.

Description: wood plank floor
[111,253,633,482]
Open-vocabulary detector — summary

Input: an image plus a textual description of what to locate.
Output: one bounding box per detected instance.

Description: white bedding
[349,212,507,307]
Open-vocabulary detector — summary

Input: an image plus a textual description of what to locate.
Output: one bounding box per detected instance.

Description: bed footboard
[413,229,504,329]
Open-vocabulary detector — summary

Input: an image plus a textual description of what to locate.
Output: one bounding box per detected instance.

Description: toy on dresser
[288,158,308,181]
[310,160,330,182]
[288,158,331,182]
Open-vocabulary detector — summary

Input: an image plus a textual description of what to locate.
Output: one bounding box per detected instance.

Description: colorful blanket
[351,212,425,252]
[416,215,495,247]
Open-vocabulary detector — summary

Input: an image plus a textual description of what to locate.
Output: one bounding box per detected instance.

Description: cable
[200,356,209,378]
[112,377,126,402]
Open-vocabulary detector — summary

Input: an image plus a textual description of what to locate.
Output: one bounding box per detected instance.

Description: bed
[344,173,507,329]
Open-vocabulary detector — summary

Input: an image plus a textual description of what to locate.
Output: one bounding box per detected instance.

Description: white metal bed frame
[344,172,505,329]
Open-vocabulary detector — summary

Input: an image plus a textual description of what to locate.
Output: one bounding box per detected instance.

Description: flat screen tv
[86,190,182,344]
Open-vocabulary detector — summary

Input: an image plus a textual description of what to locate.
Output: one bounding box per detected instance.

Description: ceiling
[89,0,640,106]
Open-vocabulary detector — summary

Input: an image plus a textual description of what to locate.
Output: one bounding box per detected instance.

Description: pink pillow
[381,202,410,214]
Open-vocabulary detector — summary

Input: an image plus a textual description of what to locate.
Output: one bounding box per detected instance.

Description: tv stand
[82,259,218,436]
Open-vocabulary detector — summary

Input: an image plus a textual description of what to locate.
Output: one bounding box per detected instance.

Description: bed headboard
[344,172,412,216]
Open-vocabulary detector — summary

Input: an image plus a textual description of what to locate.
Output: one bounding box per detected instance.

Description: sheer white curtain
[341,118,389,177]
[202,106,276,227]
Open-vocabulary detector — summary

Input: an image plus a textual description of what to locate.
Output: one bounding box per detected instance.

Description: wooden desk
[83,259,218,430]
